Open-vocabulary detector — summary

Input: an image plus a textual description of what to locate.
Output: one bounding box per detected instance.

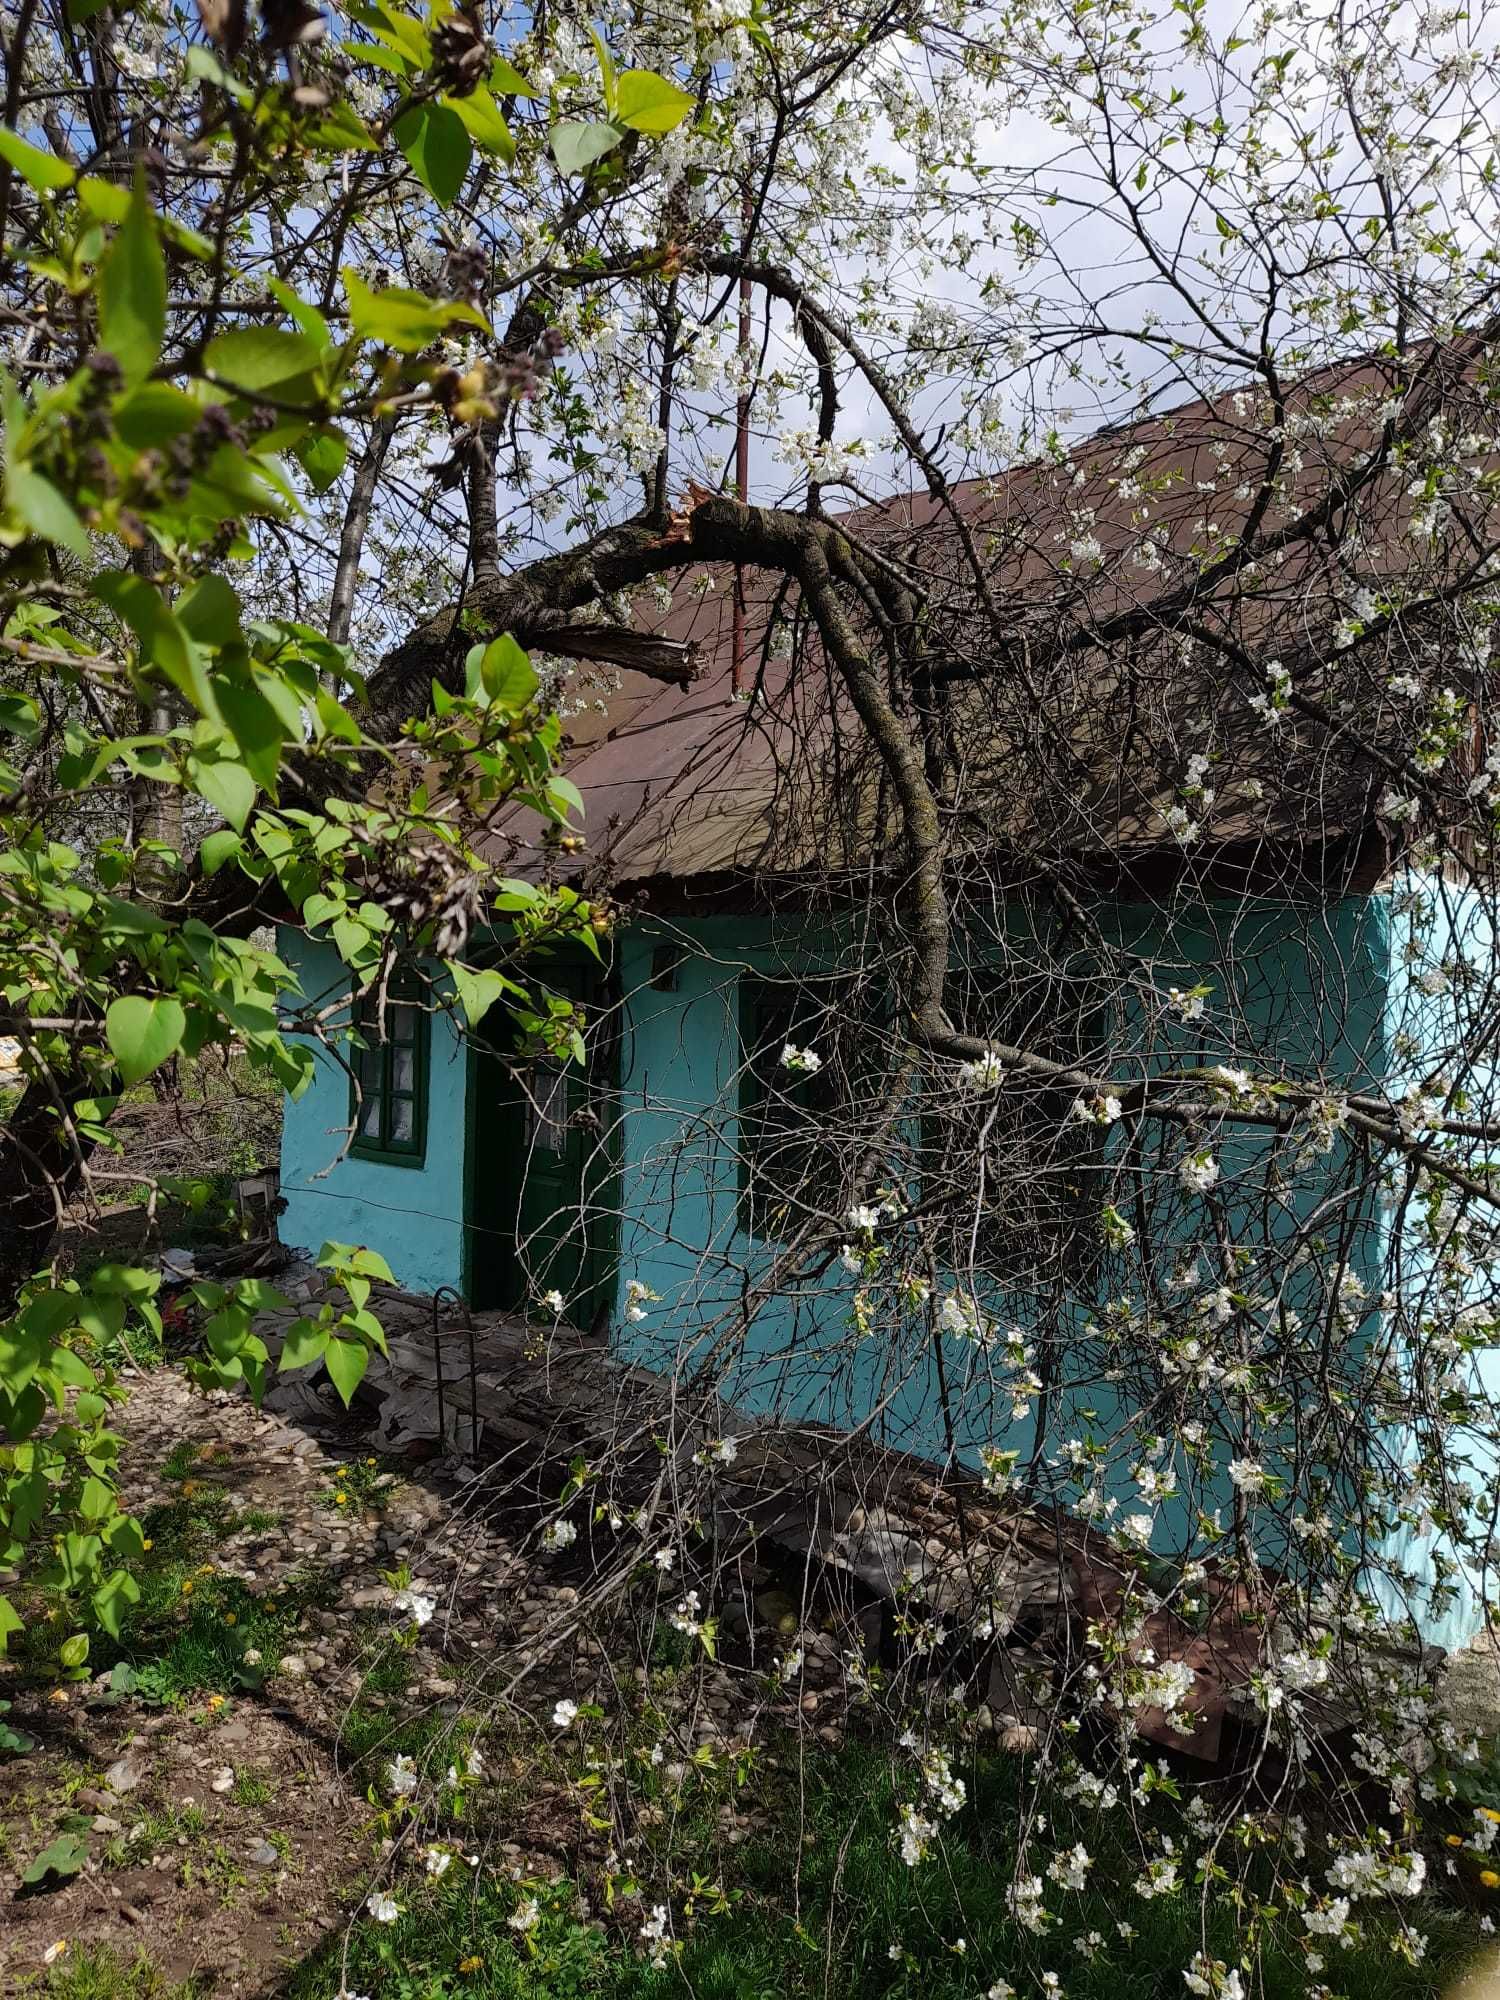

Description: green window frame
[349,976,429,1167]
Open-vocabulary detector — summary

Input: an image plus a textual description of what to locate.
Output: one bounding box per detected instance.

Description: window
[918,959,1106,1287]
[349,977,428,1165]
[737,978,849,1240]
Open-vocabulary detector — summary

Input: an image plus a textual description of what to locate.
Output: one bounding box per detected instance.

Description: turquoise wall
[609,897,1395,1492]
[276,931,468,1296]
[276,888,1500,1647]
[1370,874,1500,1648]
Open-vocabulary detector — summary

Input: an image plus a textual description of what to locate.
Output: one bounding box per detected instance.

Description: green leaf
[394,101,471,205]
[67,0,111,21]
[216,681,285,790]
[199,829,243,874]
[322,1335,368,1407]
[0,691,41,737]
[471,633,537,713]
[104,995,186,1085]
[58,1631,89,1669]
[4,464,89,557]
[189,748,256,830]
[551,120,627,175]
[98,178,165,384]
[488,56,537,97]
[614,69,695,134]
[94,571,216,719]
[446,87,514,161]
[341,270,489,352]
[203,327,323,394]
[0,1596,21,1653]
[177,573,243,647]
[0,1702,36,1754]
[114,383,203,448]
[91,1569,140,1640]
[449,962,511,1029]
[297,429,347,491]
[278,1317,329,1371]
[21,1832,88,1889]
[0,126,76,191]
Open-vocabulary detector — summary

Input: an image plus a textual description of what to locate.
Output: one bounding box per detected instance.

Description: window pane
[357,1097,381,1139]
[392,1045,415,1092]
[389,1002,417,1046]
[527,1065,569,1154]
[390,1097,415,1144]
[360,1046,386,1091]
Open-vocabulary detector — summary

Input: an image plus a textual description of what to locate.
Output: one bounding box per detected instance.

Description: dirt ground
[0,1362,505,1996]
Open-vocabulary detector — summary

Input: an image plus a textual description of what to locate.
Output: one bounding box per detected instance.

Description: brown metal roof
[479,348,1495,897]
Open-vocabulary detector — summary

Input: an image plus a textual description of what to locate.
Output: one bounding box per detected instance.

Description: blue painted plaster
[275,930,468,1295]
[276,887,1497,1647]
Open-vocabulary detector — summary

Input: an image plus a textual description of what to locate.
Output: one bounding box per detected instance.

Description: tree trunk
[0,1063,96,1315]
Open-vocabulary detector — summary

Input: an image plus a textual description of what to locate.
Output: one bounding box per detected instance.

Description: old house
[275,372,1500,1650]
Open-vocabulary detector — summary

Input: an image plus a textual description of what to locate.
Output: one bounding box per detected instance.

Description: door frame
[460,947,622,1325]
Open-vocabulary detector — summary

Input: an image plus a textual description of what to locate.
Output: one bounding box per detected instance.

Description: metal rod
[432,1285,468,1457]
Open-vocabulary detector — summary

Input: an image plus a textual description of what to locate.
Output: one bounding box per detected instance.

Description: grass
[280,1738,1485,2000]
[8,1483,333,1704]
[35,1945,206,2000]
[320,1454,397,1516]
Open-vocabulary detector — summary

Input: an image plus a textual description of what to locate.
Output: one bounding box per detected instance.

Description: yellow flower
[206,1694,226,1711]
[1482,1870,1500,1890]
[43,1941,68,1964]
[198,1563,214,1575]
[458,1956,484,1975]
[1481,1808,1500,1824]
[142,1538,153,1551]
[366,1457,377,1467]
[335,1493,349,1507]
[181,1481,197,1497]
[1447,1834,1465,1848]
[223,1612,236,1626]
[181,1580,194,1596]
[335,1465,348,1479]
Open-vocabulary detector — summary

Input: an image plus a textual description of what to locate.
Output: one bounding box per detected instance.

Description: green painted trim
[348,979,430,1169]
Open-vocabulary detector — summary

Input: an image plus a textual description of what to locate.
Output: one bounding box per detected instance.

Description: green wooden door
[465,957,619,1326]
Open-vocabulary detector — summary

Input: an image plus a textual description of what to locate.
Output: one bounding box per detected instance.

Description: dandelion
[1483,1871,1500,1890]
[366,1890,401,1924]
[552,1698,579,1728]
[458,1954,485,1972]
